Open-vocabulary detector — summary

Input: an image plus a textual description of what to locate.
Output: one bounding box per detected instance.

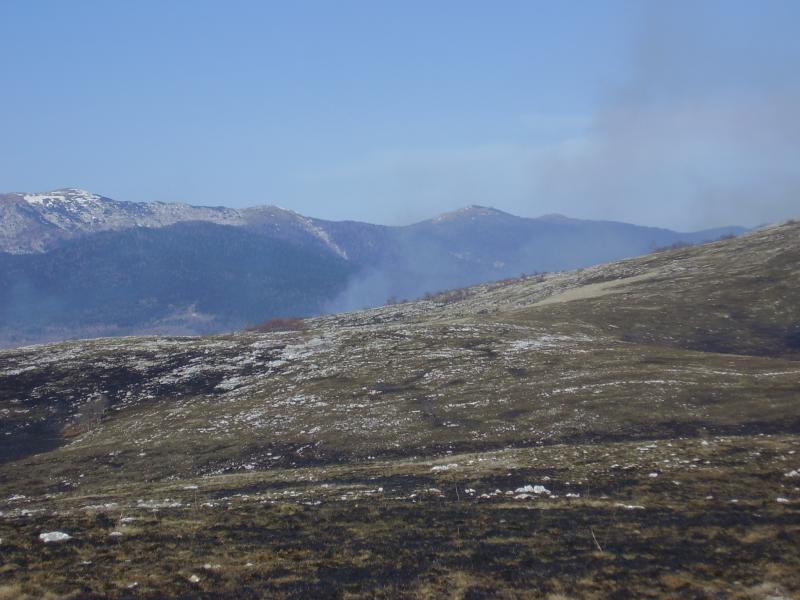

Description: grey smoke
[539,0,800,230]
[298,1,800,230]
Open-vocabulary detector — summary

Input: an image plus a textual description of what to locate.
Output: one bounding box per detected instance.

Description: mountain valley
[0,219,797,598]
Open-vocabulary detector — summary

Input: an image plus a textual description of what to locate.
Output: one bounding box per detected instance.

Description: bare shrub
[485,272,545,290]
[245,317,307,333]
[421,272,548,305]
[651,241,695,254]
[423,288,473,304]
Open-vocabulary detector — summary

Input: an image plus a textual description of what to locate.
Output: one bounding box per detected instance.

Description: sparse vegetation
[651,240,696,253]
[421,273,548,305]
[0,435,799,598]
[651,232,740,254]
[244,317,308,333]
[422,287,474,304]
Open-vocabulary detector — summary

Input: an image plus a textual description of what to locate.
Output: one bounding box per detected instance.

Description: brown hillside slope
[0,220,798,598]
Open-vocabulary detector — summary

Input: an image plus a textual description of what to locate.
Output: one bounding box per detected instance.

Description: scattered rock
[430,463,458,472]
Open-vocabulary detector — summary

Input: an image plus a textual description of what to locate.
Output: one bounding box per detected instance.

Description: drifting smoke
[301,1,800,231]
[537,0,800,231]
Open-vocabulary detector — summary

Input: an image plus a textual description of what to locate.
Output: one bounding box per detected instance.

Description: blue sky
[1,0,798,229]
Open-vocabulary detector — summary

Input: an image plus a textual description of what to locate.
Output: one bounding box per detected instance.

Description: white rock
[39,531,72,543]
[430,463,458,472]
[514,485,551,495]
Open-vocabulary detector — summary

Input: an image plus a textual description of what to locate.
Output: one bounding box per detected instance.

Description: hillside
[0,222,354,346]
[0,220,798,598]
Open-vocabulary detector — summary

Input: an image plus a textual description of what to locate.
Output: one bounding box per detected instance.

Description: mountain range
[0,188,747,346]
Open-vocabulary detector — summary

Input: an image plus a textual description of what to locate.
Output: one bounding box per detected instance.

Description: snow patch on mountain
[24,188,101,207]
[294,214,348,259]
[1,189,247,253]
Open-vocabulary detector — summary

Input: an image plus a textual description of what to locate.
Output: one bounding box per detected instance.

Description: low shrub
[245,317,307,333]
[651,241,695,254]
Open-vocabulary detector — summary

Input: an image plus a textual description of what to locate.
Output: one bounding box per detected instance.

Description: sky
[1,0,799,230]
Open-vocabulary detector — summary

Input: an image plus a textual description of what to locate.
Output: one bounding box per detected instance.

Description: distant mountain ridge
[0,189,744,257]
[0,188,342,256]
[0,188,749,346]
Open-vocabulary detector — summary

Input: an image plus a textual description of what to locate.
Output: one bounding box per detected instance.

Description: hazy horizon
[2,0,799,230]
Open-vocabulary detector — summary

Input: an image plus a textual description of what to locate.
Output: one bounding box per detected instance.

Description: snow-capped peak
[23,188,102,206]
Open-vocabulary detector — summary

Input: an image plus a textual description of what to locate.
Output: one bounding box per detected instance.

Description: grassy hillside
[0,220,798,598]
